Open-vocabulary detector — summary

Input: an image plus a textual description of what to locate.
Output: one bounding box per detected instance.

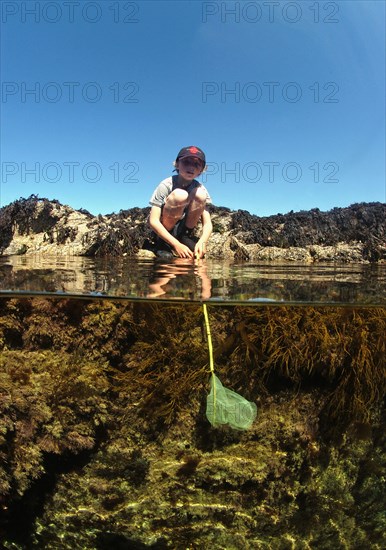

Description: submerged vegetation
[0,297,385,547]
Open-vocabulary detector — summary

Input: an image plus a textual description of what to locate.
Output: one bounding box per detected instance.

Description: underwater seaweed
[0,298,384,548]
[26,390,386,550]
[1,298,384,431]
[211,306,386,427]
[0,350,110,503]
[115,303,208,427]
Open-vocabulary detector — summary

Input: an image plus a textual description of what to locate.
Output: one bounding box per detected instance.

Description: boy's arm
[149,205,180,249]
[149,206,194,258]
[195,209,212,259]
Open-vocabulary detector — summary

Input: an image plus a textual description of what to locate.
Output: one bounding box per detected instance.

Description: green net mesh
[206,373,257,430]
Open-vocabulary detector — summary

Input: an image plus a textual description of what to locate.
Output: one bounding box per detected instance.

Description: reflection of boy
[147,258,212,300]
[149,146,213,259]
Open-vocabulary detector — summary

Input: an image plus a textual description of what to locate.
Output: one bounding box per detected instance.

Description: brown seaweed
[0,297,384,548]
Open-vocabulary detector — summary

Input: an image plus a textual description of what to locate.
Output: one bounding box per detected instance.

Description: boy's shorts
[150,218,197,257]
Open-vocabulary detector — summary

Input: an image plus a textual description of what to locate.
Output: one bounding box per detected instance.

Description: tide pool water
[0,257,385,548]
[0,255,385,304]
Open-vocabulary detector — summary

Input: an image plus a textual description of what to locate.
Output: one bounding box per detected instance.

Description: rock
[136,249,156,259]
[309,242,365,262]
[251,245,311,262]
[0,196,385,262]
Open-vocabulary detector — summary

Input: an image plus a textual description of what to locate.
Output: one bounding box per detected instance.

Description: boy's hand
[173,241,194,259]
[194,239,207,259]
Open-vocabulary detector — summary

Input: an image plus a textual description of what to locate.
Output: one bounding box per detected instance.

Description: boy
[148,146,212,259]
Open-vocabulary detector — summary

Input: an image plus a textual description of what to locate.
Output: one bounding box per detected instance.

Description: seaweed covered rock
[80,207,152,256]
[0,298,385,547]
[0,196,385,261]
[30,391,386,549]
[228,203,386,262]
[0,350,110,502]
[230,203,386,248]
[0,196,152,257]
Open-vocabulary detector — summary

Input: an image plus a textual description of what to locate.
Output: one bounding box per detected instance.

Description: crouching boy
[148,146,212,259]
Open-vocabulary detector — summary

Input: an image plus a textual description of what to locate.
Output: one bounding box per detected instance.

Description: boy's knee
[167,188,189,206]
[191,187,207,204]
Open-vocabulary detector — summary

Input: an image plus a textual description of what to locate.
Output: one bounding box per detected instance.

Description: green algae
[0,350,109,499]
[29,396,386,549]
[0,298,385,548]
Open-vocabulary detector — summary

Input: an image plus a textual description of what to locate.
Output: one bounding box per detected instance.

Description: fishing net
[206,373,257,430]
[202,304,257,430]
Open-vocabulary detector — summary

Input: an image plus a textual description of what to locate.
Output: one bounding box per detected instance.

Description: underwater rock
[0,298,385,547]
[0,196,385,262]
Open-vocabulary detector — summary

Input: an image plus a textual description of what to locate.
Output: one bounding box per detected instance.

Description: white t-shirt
[149,175,211,208]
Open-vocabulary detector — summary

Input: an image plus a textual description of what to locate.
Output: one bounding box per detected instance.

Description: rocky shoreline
[0,196,385,262]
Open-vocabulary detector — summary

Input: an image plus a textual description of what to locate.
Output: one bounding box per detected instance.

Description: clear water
[0,254,385,305]
[0,256,385,548]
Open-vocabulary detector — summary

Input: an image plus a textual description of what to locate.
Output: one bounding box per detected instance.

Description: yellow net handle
[203,303,215,374]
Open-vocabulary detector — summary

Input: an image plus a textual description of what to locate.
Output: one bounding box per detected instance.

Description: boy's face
[176,157,204,180]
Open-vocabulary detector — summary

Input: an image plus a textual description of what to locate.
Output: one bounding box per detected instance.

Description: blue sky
[1,0,385,216]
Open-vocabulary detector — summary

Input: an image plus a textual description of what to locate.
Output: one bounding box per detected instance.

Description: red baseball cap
[176,146,206,166]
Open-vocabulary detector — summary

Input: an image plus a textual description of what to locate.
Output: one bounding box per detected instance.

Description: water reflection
[0,254,385,305]
[147,258,212,300]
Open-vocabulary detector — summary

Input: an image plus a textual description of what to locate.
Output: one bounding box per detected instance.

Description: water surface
[0,255,384,305]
